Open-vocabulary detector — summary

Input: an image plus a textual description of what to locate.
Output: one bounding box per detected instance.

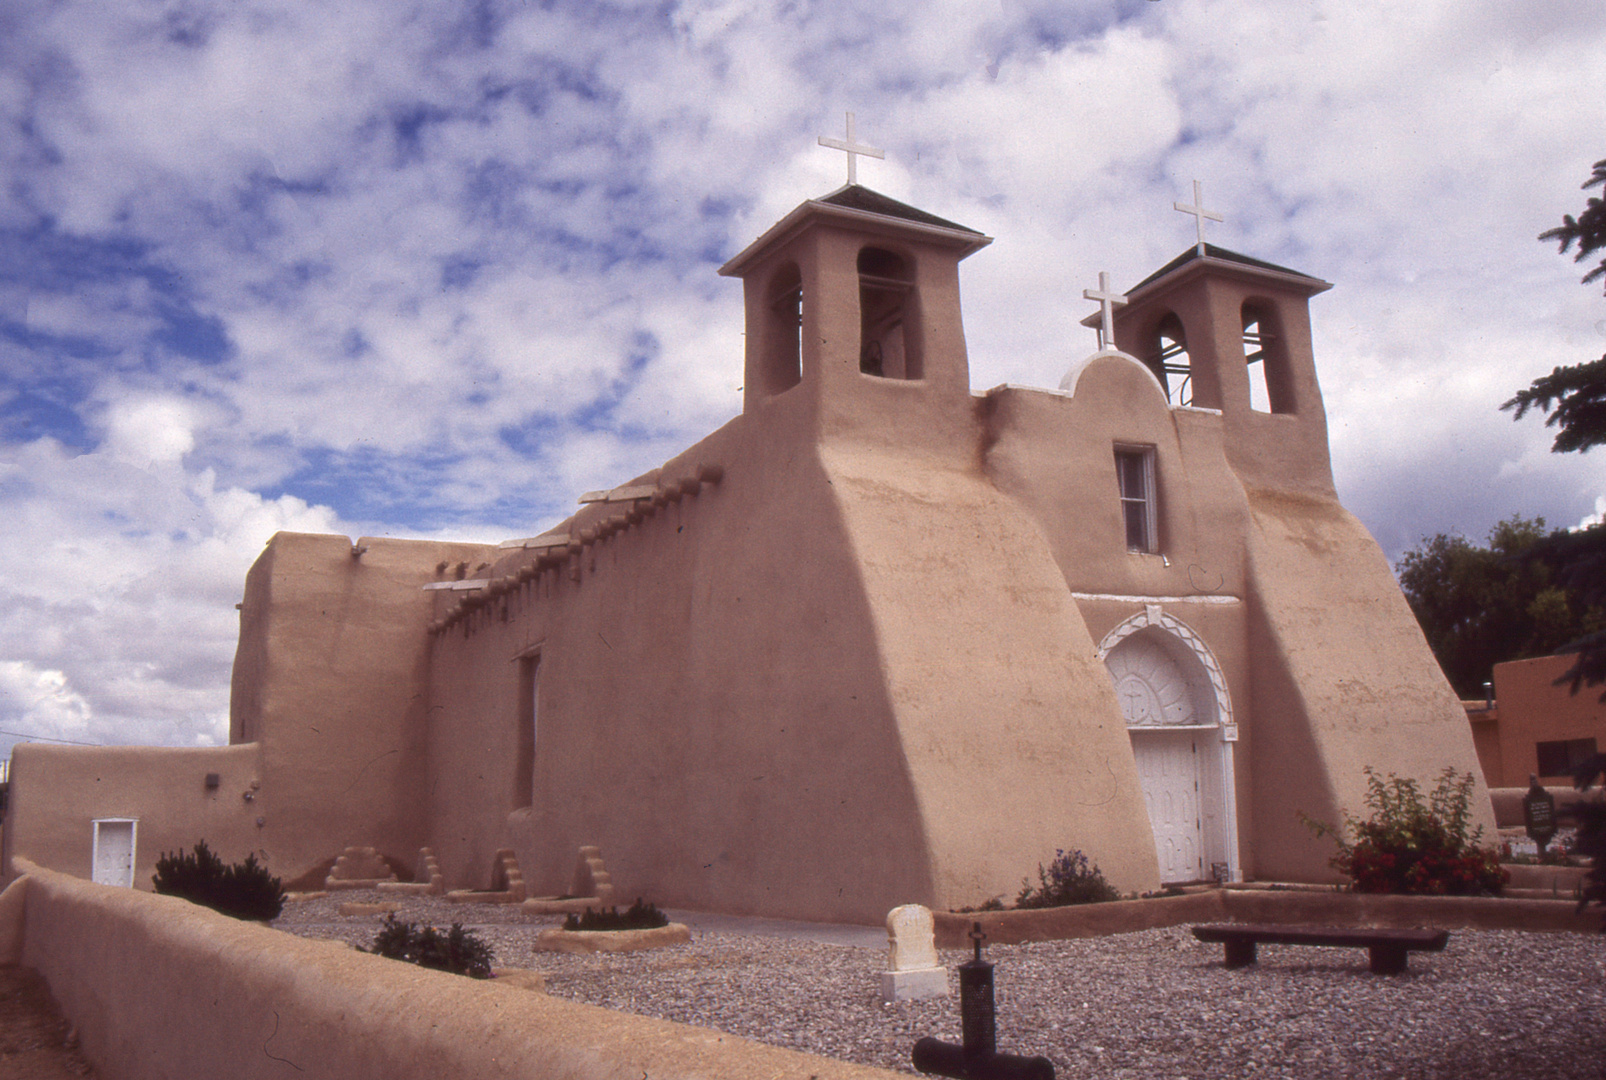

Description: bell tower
[719,185,991,447]
[1095,244,1335,495]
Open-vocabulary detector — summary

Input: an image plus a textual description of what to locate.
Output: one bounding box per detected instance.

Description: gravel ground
[275,891,1606,1080]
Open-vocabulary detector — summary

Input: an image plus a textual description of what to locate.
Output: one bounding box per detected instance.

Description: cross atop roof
[1083,271,1127,352]
[818,112,885,186]
[1174,179,1223,255]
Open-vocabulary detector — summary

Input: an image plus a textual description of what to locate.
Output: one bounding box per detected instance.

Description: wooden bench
[1191,923,1450,975]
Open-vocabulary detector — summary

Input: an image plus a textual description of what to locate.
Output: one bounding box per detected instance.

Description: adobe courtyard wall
[1,861,899,1080]
[1,743,262,888]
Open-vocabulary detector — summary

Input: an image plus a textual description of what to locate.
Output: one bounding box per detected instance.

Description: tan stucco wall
[425,406,940,921]
[1491,654,1606,785]
[820,437,1161,903]
[1,743,262,888]
[1240,489,1496,880]
[981,345,1493,885]
[6,861,899,1080]
[375,240,1491,913]
[982,361,1258,876]
[422,380,1151,920]
[1465,706,1504,787]
[231,531,497,882]
[417,212,1171,919]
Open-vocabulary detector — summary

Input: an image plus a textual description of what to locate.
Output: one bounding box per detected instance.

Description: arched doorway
[1098,608,1239,883]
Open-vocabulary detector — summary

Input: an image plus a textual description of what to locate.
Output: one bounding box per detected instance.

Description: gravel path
[275,892,1606,1080]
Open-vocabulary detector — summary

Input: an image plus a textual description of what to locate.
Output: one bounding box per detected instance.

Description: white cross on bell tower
[1083,271,1127,352]
[818,112,885,186]
[1174,179,1223,255]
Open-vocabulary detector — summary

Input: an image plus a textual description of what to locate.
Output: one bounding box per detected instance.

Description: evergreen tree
[1501,157,1606,699]
[1395,516,1596,698]
[1505,156,1606,928]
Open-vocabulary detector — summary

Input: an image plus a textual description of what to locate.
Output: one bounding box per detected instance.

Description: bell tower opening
[1241,302,1296,414]
[1152,311,1192,406]
[857,247,920,380]
[766,263,803,395]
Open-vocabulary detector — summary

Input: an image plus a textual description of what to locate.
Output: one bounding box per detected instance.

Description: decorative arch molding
[1096,605,1236,742]
[1097,603,1243,883]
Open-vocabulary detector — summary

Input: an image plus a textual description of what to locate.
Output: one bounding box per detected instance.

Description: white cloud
[0,662,95,751]
[102,397,197,467]
[0,437,350,751]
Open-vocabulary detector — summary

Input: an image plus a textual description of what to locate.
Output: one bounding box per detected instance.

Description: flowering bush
[1307,768,1507,896]
[1015,848,1119,908]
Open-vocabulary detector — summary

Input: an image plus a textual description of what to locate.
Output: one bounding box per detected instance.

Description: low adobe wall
[1,742,263,889]
[2,861,898,1080]
[933,887,1598,948]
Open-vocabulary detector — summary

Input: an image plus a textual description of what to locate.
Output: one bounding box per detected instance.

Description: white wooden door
[1130,731,1203,883]
[92,819,136,888]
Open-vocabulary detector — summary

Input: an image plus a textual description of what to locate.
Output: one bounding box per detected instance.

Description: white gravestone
[880,904,949,1002]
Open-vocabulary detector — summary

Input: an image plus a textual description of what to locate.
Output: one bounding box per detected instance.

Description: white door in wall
[92,819,137,888]
[1130,730,1203,883]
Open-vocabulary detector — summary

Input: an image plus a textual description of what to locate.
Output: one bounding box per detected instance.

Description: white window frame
[1114,445,1158,554]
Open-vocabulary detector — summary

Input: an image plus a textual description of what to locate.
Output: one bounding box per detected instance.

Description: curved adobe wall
[1241,489,1496,881]
[821,437,1162,903]
[8,862,900,1080]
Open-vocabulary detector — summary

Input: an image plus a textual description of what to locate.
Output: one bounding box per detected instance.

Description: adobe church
[1,169,1494,922]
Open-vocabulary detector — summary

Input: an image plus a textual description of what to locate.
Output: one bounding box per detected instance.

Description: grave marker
[881,904,949,1002]
[912,923,1055,1080]
[1523,774,1557,855]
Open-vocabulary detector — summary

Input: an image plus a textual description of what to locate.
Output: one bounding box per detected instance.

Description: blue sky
[2,0,1604,753]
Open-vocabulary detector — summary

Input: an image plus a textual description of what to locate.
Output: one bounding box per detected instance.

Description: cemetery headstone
[912,922,1055,1080]
[1524,775,1557,855]
[881,904,949,1002]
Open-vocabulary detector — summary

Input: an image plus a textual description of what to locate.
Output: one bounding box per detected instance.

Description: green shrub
[364,915,492,979]
[152,840,284,921]
[1015,848,1119,908]
[1306,767,1507,896]
[562,898,669,931]
[1572,752,1606,928]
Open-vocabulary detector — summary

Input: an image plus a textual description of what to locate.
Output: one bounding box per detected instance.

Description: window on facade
[1536,737,1597,778]
[1115,447,1158,553]
[857,247,920,379]
[513,654,540,809]
[1151,312,1191,405]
